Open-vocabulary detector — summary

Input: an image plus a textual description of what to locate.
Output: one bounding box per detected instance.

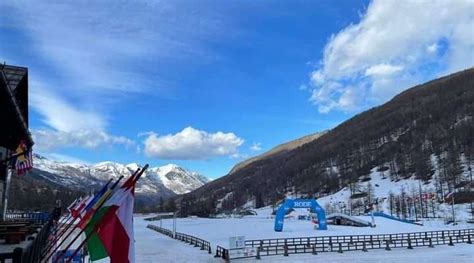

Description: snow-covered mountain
[33,154,210,195]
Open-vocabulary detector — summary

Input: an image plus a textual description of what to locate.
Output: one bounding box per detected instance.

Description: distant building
[0,64,33,219]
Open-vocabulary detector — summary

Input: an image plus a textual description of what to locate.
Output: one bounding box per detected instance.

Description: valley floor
[134,217,215,263]
[134,210,474,263]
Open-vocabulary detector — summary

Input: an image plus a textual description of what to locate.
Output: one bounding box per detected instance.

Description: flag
[13,141,33,175]
[78,195,95,218]
[77,181,114,230]
[84,180,112,213]
[71,196,90,218]
[86,174,138,263]
[67,198,80,213]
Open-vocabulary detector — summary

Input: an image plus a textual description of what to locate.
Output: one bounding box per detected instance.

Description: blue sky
[1,0,473,178]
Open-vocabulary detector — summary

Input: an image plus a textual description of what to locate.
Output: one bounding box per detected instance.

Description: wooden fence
[217,229,474,261]
[245,229,474,247]
[214,245,229,260]
[147,224,212,254]
[146,223,474,261]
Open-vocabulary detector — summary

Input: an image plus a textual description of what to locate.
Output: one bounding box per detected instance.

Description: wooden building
[0,64,33,220]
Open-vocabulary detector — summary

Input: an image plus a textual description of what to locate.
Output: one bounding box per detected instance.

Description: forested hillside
[178,68,474,217]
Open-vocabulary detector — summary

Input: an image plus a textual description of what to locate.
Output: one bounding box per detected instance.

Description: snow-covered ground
[135,210,474,262]
[134,216,217,263]
[156,212,472,247]
[232,245,474,263]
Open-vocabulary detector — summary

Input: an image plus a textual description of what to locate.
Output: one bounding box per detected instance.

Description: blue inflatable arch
[274,198,327,231]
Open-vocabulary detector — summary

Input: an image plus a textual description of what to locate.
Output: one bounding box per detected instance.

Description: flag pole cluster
[44,164,149,263]
[42,179,115,258]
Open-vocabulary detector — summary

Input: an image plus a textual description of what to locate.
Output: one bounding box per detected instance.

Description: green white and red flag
[85,173,138,262]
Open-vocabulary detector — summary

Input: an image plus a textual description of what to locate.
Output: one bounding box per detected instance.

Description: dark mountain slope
[179,68,474,216]
[229,132,326,175]
[9,169,83,211]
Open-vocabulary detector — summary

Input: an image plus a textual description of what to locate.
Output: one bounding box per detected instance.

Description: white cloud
[30,87,105,132]
[143,127,244,160]
[310,70,325,85]
[137,131,155,138]
[230,153,249,160]
[1,1,246,158]
[32,129,135,151]
[250,142,262,151]
[308,0,474,113]
[1,1,237,97]
[28,84,136,153]
[365,64,403,77]
[426,43,439,54]
[135,145,142,154]
[338,87,362,111]
[45,153,91,165]
[310,81,345,113]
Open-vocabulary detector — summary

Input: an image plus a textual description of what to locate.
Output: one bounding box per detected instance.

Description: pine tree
[159,196,164,212]
[389,159,399,181]
[465,144,473,221]
[446,144,464,187]
[255,192,264,208]
[165,199,177,212]
[365,182,375,205]
[412,148,434,181]
[388,192,395,216]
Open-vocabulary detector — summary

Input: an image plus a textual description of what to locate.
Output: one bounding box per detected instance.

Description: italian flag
[85,175,137,263]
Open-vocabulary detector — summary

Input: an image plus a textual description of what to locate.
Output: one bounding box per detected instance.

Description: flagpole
[56,177,112,239]
[50,193,95,248]
[54,169,142,263]
[43,179,114,256]
[59,208,77,229]
[42,200,85,257]
[42,176,125,263]
[64,225,96,263]
[65,164,149,263]
[48,192,98,249]
[47,213,76,246]
[47,169,139,263]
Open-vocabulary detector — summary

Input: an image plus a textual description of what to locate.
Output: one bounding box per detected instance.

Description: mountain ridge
[177,67,474,216]
[229,131,327,175]
[32,154,210,195]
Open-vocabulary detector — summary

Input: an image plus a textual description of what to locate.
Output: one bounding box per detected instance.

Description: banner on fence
[229,236,245,249]
[229,247,257,259]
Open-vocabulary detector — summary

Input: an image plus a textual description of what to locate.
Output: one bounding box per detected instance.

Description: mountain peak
[147,164,209,194]
[94,161,119,167]
[157,163,182,174]
[126,163,141,171]
[32,155,209,195]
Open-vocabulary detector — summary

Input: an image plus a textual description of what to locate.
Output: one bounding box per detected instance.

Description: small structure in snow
[326,213,373,227]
